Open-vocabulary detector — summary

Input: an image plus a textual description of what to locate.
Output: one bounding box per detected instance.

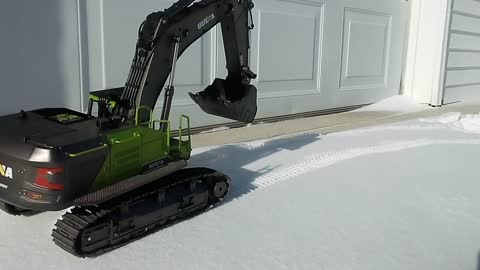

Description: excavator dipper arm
[119,0,257,123]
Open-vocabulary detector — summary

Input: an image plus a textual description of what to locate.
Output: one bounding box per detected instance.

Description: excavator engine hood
[189,78,257,123]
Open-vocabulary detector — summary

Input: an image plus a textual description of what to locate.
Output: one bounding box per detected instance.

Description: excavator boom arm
[119,0,257,123]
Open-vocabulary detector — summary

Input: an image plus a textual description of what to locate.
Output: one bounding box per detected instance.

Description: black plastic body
[0,109,108,211]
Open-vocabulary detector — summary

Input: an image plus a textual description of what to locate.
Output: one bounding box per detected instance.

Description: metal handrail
[112,133,141,144]
[178,115,191,149]
[135,106,154,127]
[153,120,171,149]
[68,144,108,158]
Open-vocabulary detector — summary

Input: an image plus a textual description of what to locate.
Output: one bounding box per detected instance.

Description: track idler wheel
[207,174,231,204]
[212,181,228,199]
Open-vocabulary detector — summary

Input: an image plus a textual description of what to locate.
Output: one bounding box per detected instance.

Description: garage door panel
[216,0,324,98]
[256,9,323,97]
[155,36,213,106]
[335,88,391,107]
[174,41,204,86]
[88,0,213,107]
[340,8,392,91]
[82,0,409,127]
[101,0,172,87]
[258,11,317,82]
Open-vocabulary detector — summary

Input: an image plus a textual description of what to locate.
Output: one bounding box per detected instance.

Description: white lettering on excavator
[198,13,216,30]
[0,164,13,180]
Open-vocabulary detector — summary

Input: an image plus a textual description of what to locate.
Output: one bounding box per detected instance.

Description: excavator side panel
[91,116,192,191]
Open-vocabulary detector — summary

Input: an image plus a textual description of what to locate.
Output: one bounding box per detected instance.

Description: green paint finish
[90,114,192,190]
[108,128,143,185]
[68,144,108,158]
[139,126,169,165]
[54,113,81,122]
[92,151,111,190]
[48,113,85,124]
[89,94,117,108]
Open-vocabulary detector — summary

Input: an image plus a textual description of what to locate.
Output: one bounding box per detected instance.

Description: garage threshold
[191,102,480,148]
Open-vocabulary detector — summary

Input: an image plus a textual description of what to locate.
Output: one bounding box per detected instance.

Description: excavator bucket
[189,78,257,123]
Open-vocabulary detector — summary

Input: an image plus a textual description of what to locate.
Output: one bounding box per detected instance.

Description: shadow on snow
[189,132,321,202]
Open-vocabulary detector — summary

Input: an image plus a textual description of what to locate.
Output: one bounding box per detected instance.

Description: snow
[355,95,431,113]
[199,126,230,134]
[451,114,480,134]
[2,113,480,269]
[421,112,480,134]
[420,112,462,124]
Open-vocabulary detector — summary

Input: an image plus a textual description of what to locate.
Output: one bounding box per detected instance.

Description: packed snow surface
[3,113,480,270]
[199,126,230,134]
[355,95,431,113]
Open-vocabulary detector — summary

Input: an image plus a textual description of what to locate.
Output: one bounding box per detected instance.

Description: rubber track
[52,167,230,258]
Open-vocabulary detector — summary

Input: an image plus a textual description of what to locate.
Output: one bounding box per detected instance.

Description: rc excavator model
[0,0,257,257]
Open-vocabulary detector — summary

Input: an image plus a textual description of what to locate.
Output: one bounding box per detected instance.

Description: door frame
[402,0,452,106]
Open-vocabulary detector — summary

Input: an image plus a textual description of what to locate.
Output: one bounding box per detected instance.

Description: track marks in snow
[330,124,445,137]
[333,113,480,138]
[228,138,480,199]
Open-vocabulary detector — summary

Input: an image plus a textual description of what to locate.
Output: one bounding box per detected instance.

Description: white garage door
[443,0,480,103]
[82,0,410,126]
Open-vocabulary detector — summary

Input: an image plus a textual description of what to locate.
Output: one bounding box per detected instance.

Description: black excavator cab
[189,78,257,123]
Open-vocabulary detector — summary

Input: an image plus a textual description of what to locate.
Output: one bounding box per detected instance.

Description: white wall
[0,0,82,115]
[443,0,480,103]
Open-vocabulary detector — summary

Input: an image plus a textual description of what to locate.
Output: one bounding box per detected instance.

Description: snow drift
[1,113,480,270]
